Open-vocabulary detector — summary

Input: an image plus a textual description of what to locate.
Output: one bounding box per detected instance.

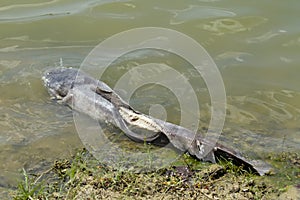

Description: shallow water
[1,0,300,197]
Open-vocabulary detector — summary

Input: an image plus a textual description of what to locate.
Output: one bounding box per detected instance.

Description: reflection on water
[0,0,300,197]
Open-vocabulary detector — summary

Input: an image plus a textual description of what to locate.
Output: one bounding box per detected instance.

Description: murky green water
[1,0,300,197]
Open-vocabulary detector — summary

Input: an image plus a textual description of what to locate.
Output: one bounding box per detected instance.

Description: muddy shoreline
[11,148,299,199]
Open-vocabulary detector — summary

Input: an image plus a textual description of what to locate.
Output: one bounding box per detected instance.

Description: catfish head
[42,67,100,100]
[42,67,79,100]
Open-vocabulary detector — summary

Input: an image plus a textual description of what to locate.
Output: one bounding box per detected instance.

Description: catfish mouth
[42,74,68,100]
[48,87,67,100]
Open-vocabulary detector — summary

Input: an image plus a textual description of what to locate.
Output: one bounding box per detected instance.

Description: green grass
[13,168,44,200]
[12,148,298,199]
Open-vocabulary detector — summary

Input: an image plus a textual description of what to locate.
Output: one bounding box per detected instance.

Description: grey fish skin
[43,67,272,176]
[42,67,160,142]
[42,67,202,155]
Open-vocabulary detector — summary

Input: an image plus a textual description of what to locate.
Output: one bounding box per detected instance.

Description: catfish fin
[190,139,216,163]
[95,86,112,94]
[214,146,273,176]
[202,150,216,163]
[246,159,273,176]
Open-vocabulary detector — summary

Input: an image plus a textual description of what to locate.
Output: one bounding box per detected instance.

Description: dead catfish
[43,67,272,175]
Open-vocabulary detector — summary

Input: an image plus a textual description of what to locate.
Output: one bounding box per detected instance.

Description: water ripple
[202,16,268,35]
[168,5,235,25]
[247,30,287,43]
[0,101,73,145]
[0,0,130,22]
[228,90,300,124]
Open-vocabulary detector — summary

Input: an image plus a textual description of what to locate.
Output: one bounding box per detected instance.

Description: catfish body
[43,67,272,175]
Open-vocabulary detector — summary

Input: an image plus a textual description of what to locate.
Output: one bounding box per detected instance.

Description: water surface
[1,0,300,197]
